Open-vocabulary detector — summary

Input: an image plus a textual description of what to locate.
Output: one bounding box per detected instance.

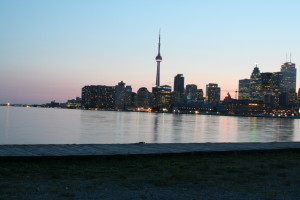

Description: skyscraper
[174,74,184,94]
[115,81,126,109]
[261,72,273,95]
[261,72,273,104]
[196,89,204,103]
[238,79,251,100]
[82,85,115,109]
[206,83,220,104]
[298,88,300,103]
[271,72,283,107]
[186,84,197,101]
[288,90,298,104]
[136,87,151,109]
[280,61,296,93]
[115,81,132,110]
[155,32,162,87]
[152,85,171,111]
[250,64,262,101]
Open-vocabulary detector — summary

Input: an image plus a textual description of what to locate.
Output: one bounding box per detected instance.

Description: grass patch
[225,167,241,173]
[1,150,300,198]
[252,169,269,176]
[61,192,75,198]
[277,172,287,177]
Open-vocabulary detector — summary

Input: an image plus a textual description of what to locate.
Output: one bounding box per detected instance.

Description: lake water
[0,106,300,144]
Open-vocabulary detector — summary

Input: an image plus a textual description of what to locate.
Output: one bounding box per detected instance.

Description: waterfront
[0,106,299,144]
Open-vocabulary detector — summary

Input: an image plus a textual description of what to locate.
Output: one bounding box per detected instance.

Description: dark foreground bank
[1,150,300,200]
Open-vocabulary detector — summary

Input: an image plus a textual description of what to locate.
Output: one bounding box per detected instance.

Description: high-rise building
[174,74,184,94]
[289,90,298,104]
[115,81,132,110]
[250,65,262,101]
[238,79,251,100]
[131,92,137,108]
[136,87,151,109]
[298,88,300,103]
[152,85,172,111]
[206,83,220,104]
[115,81,125,109]
[261,72,273,104]
[82,85,115,109]
[171,91,183,103]
[155,32,162,87]
[82,86,98,108]
[279,93,289,107]
[271,72,283,107]
[297,88,300,103]
[261,73,273,95]
[124,85,133,108]
[186,84,197,102]
[196,89,204,102]
[280,61,296,93]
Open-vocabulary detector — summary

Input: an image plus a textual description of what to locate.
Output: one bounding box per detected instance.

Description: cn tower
[155,31,162,87]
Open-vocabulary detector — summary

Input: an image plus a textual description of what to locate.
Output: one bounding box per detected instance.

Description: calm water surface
[0,106,299,144]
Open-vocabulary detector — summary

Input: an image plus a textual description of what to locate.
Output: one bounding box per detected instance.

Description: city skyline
[1,1,300,104]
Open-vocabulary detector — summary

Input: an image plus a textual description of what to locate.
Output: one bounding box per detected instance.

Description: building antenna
[290,52,292,62]
[286,52,288,62]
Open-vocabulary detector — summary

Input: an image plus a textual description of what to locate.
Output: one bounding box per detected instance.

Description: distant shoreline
[2,105,300,119]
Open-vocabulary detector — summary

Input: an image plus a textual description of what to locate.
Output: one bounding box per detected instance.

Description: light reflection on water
[0,106,299,144]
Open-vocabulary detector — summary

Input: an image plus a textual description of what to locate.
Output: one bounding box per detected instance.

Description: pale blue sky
[1,0,300,104]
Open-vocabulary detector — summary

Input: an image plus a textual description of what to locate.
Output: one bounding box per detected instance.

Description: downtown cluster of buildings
[80,63,300,116]
[80,33,222,113]
[78,34,300,116]
[239,62,298,107]
[81,77,220,112]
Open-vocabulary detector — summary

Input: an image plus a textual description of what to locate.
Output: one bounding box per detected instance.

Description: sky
[1,0,300,104]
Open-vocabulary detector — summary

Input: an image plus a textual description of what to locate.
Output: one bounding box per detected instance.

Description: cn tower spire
[155,30,162,87]
[158,30,161,55]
